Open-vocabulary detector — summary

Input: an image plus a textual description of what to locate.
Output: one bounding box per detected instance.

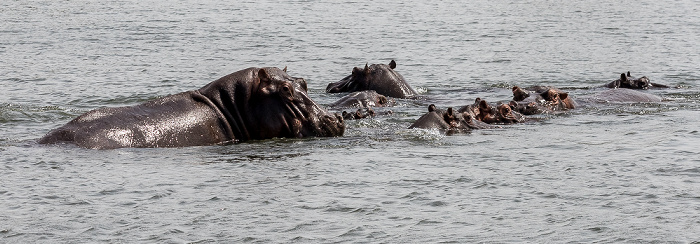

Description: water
[2,0,700,242]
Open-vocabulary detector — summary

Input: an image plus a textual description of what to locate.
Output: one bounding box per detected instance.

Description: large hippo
[510,86,576,115]
[328,90,395,109]
[604,72,668,89]
[38,67,345,149]
[326,60,418,99]
[409,104,497,134]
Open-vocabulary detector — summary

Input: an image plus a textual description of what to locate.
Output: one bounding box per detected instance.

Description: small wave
[337,226,366,238]
[416,219,443,225]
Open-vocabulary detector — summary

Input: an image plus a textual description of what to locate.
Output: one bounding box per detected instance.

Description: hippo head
[250,68,344,139]
[512,86,530,101]
[539,88,575,110]
[476,99,498,123]
[341,108,375,120]
[374,94,396,107]
[329,90,396,109]
[496,103,523,124]
[613,72,652,89]
[326,60,418,99]
[410,104,499,132]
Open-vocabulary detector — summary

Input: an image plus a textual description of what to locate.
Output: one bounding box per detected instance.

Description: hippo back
[591,88,663,103]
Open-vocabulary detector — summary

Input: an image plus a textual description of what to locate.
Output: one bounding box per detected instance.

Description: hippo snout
[319,113,345,137]
[323,113,344,126]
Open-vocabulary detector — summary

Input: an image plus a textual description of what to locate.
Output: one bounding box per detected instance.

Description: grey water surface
[2,0,700,243]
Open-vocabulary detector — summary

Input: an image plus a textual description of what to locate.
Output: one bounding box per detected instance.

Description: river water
[2,0,700,243]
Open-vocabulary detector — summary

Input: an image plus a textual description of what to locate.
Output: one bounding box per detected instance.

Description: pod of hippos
[38,60,670,149]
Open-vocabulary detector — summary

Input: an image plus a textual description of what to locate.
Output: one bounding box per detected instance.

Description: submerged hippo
[510,86,576,115]
[457,98,525,124]
[586,88,663,103]
[605,72,668,89]
[341,108,375,120]
[39,67,345,149]
[409,104,497,133]
[326,60,418,99]
[328,90,396,109]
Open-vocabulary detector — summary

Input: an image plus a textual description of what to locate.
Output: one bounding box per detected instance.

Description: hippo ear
[627,71,631,77]
[428,104,437,112]
[620,72,627,81]
[389,60,397,69]
[259,68,269,80]
[479,100,488,109]
[540,90,551,100]
[283,66,288,73]
[258,69,272,87]
[559,92,568,100]
[364,63,370,74]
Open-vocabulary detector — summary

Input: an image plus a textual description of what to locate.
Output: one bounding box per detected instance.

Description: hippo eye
[281,84,294,99]
[282,85,291,94]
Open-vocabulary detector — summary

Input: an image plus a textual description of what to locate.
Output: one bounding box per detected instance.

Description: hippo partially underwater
[408,105,498,134]
[328,90,395,109]
[39,67,345,149]
[510,86,576,115]
[409,98,525,133]
[605,71,669,90]
[326,60,418,99]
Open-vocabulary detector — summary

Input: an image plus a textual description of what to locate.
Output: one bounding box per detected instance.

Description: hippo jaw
[282,83,345,139]
[288,91,345,138]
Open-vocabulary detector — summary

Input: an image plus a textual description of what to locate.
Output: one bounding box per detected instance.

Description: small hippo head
[326,60,418,99]
[539,88,575,110]
[612,72,652,89]
[476,99,498,123]
[414,105,466,131]
[329,90,396,109]
[496,103,523,124]
[251,67,344,139]
[341,108,375,120]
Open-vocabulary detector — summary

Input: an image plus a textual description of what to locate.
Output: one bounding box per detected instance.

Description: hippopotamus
[409,104,497,133]
[38,67,345,149]
[457,98,525,124]
[341,108,376,120]
[605,72,669,89]
[328,90,396,109]
[326,60,418,99]
[510,86,576,115]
